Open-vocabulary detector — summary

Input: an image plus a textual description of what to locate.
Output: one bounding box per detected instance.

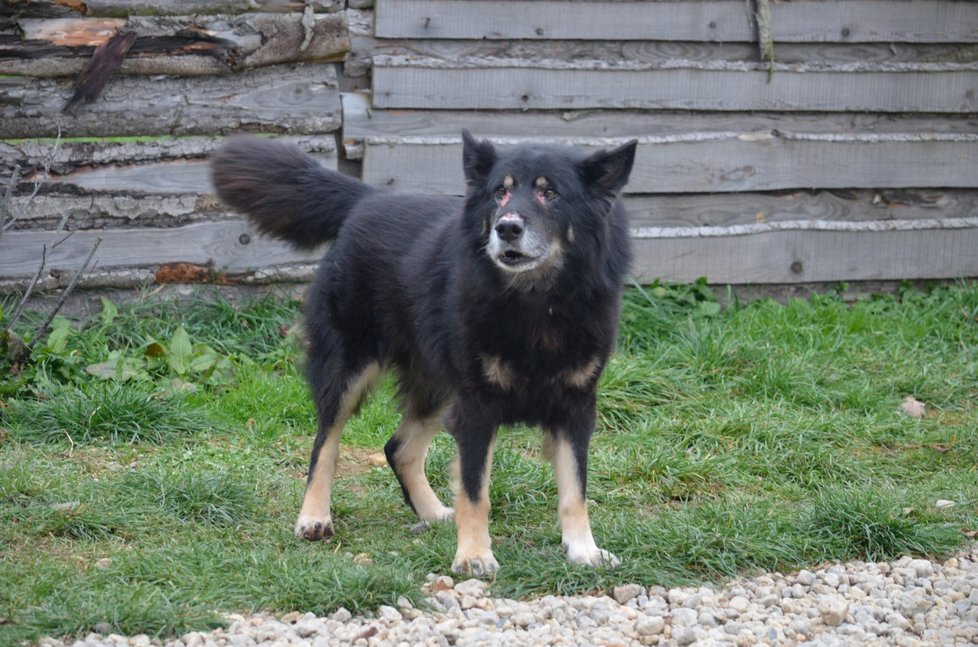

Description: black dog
[211,131,636,576]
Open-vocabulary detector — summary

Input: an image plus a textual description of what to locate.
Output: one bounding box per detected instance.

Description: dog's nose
[495,213,524,242]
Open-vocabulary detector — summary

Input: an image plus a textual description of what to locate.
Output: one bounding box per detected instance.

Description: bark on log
[1,13,350,76]
[0,64,341,137]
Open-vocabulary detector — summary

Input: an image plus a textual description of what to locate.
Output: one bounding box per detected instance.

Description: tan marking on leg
[550,432,620,567]
[480,355,515,390]
[391,415,453,522]
[562,355,602,390]
[295,362,382,540]
[451,448,498,577]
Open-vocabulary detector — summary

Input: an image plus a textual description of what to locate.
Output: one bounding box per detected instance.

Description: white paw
[411,508,455,534]
[564,542,621,568]
[427,506,455,523]
[451,552,499,578]
[294,514,333,541]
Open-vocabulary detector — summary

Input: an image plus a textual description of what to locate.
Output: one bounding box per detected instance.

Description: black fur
[212,132,637,567]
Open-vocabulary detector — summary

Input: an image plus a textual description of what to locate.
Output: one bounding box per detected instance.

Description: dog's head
[461,130,637,290]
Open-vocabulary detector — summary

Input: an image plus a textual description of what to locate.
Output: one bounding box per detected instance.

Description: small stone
[681,594,702,609]
[511,612,535,628]
[908,559,934,578]
[724,622,745,635]
[280,611,303,624]
[576,614,597,629]
[377,606,402,622]
[454,578,488,598]
[431,575,455,591]
[332,608,353,623]
[728,596,750,614]
[819,595,849,627]
[613,584,643,604]
[671,608,698,627]
[295,620,322,638]
[636,615,665,636]
[697,610,718,627]
[396,596,413,609]
[797,570,816,586]
[667,587,692,606]
[900,395,926,418]
[935,499,956,509]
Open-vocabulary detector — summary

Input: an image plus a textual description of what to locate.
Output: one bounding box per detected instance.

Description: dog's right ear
[462,129,496,187]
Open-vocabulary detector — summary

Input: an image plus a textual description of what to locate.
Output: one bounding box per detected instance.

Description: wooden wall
[2,0,977,291]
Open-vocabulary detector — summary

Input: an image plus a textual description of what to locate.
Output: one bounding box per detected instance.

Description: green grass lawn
[1,282,977,643]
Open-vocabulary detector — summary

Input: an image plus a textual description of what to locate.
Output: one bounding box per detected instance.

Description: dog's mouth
[485,229,559,277]
[498,249,534,266]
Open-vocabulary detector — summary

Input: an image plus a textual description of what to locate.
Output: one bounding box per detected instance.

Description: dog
[211,131,637,576]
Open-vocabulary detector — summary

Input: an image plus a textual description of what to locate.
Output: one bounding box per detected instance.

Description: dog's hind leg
[295,359,382,541]
[384,407,454,524]
[544,424,620,568]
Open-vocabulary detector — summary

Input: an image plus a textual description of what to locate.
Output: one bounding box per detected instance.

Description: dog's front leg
[448,409,498,578]
[546,418,620,568]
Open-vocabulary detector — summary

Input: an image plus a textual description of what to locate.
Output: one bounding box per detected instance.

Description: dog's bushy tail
[211,136,375,249]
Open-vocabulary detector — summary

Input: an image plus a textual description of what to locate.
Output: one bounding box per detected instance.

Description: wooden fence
[2,0,977,292]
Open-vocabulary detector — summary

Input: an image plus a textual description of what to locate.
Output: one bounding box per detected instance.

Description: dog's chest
[478,351,602,394]
[476,314,603,391]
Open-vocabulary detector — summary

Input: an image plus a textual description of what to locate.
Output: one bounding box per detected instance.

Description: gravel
[43,544,978,647]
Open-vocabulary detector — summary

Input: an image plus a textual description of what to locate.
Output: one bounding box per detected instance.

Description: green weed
[2,384,211,445]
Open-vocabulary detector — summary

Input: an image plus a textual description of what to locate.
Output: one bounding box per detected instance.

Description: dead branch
[3,244,47,336]
[26,237,102,355]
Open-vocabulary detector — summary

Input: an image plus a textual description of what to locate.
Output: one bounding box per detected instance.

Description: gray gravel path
[46,544,978,647]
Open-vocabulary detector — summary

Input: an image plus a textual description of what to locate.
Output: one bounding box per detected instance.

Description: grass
[1,282,977,643]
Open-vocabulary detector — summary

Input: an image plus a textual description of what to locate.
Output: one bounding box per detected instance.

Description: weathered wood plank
[343,96,978,196]
[362,136,978,194]
[0,64,341,137]
[0,263,320,292]
[631,219,978,284]
[5,217,974,286]
[2,135,338,189]
[4,193,210,231]
[0,220,323,278]
[350,32,978,78]
[0,1,343,18]
[342,93,978,150]
[373,60,978,112]
[375,0,978,43]
[1,13,350,76]
[364,38,978,72]
[14,152,337,196]
[625,190,978,229]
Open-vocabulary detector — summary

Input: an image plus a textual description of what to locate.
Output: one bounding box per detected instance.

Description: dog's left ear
[579,139,638,195]
[462,129,497,187]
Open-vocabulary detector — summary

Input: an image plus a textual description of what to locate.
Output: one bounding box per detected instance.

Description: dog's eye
[541,188,558,201]
[493,185,508,199]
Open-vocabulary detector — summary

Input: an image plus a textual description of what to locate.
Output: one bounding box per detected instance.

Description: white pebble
[635,615,665,636]
[819,595,849,627]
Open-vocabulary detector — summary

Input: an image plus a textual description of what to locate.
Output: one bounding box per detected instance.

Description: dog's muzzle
[486,212,556,273]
